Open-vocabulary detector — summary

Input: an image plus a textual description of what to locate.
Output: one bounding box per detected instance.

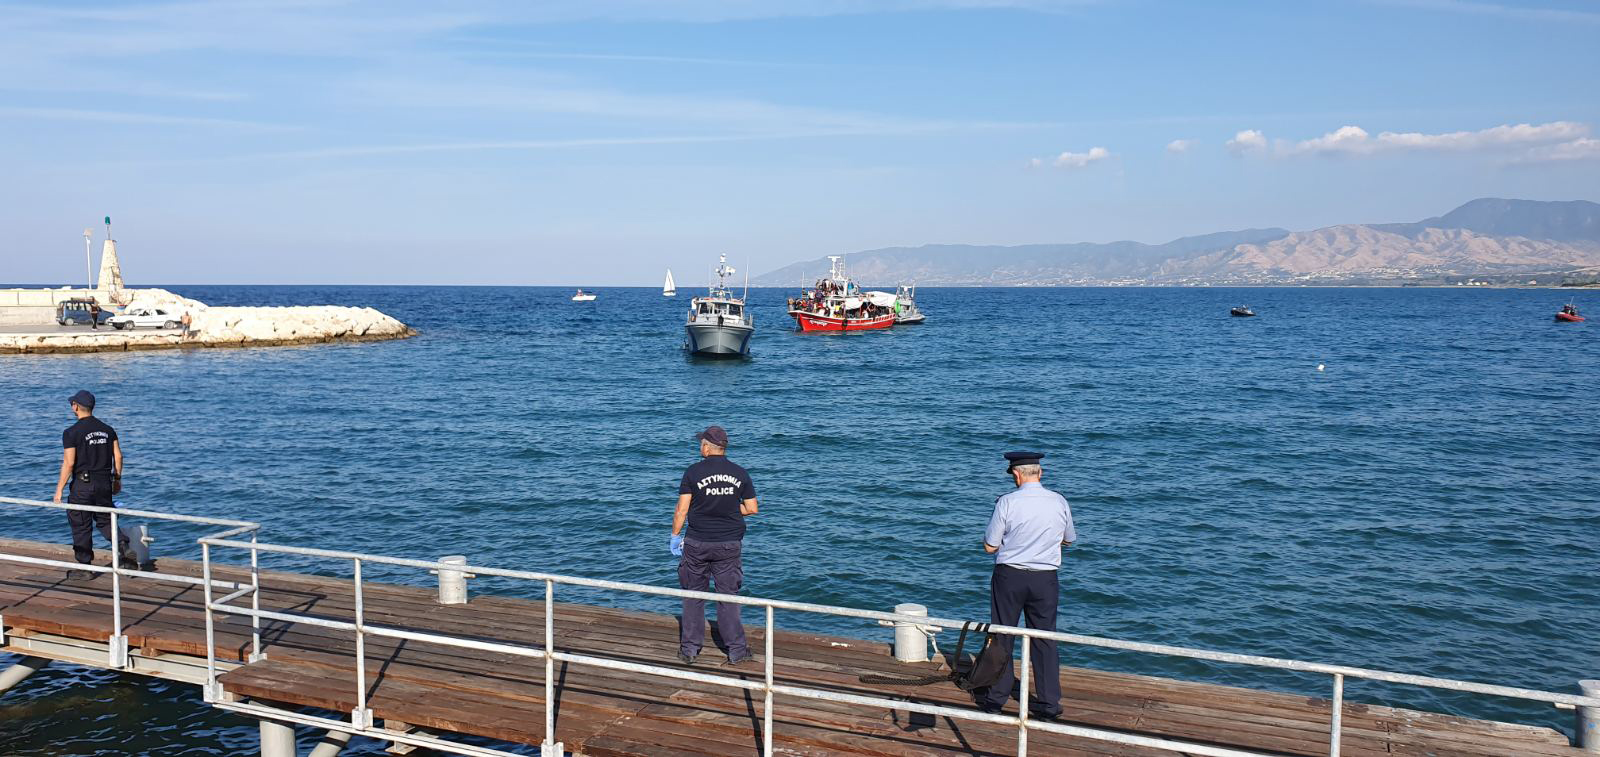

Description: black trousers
[66,474,129,565]
[982,564,1062,715]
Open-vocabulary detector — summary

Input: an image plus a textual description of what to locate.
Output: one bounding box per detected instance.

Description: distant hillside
[754,228,1290,286]
[1371,198,1600,242]
[755,198,1600,286]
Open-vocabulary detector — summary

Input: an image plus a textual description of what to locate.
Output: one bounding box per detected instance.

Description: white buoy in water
[1317,364,1325,372]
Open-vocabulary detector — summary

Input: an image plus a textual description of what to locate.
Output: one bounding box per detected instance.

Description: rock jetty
[0,289,415,355]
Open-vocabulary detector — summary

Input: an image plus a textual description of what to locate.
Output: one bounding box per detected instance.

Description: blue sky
[2,0,1597,286]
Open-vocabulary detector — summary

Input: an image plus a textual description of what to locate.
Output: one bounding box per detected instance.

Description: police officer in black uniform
[53,390,132,580]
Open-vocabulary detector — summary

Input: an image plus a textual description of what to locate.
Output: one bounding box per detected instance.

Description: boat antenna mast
[714,253,736,295]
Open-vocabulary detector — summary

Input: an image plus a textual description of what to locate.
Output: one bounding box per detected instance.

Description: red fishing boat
[1555,303,1584,322]
[787,256,897,332]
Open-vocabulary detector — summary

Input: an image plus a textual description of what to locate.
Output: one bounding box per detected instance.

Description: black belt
[997,564,1058,573]
[74,470,115,482]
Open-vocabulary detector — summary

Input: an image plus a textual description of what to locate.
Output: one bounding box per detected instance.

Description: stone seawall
[0,289,415,355]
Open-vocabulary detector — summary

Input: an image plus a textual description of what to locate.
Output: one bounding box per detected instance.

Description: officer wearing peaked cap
[978,451,1076,718]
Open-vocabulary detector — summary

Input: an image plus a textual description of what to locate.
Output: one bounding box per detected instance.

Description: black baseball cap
[69,390,96,410]
[695,425,729,447]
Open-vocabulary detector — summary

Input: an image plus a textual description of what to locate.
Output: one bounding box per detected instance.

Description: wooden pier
[0,537,1585,756]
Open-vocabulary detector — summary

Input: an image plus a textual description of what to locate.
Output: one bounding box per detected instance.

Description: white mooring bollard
[432,555,472,605]
[1579,679,1600,752]
[891,603,930,663]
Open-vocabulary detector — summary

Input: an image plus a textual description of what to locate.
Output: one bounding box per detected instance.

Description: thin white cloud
[1225,129,1267,154]
[1038,146,1110,169]
[1371,0,1600,25]
[203,126,1043,163]
[1166,138,1196,153]
[1286,121,1588,155]
[0,106,296,131]
[1524,138,1600,162]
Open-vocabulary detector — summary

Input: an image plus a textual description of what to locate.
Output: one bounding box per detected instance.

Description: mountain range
[753,198,1600,286]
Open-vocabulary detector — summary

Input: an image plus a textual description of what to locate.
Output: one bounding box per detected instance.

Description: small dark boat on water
[1555,303,1584,322]
[1230,306,1256,317]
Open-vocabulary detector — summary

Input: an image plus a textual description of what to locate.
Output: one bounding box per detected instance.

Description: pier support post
[0,655,50,696]
[1579,679,1600,752]
[432,555,471,605]
[258,717,296,757]
[307,728,352,757]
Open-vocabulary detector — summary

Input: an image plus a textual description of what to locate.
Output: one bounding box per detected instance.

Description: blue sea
[2,285,1597,755]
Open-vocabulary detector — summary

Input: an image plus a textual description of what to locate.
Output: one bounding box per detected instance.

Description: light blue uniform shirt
[984,482,1076,570]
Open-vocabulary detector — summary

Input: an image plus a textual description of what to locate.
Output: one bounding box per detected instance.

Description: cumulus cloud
[1286,121,1588,156]
[1523,137,1600,162]
[1225,129,1267,154]
[1166,138,1196,153]
[1032,146,1111,170]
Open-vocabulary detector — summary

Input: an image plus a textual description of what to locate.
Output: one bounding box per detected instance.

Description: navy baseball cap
[1004,450,1044,469]
[695,425,729,447]
[69,390,96,409]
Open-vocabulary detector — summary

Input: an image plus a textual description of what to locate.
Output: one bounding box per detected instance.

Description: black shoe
[138,561,157,573]
[66,569,98,581]
[677,652,697,665]
[977,701,1004,715]
[1030,708,1062,722]
[723,652,753,667]
[118,558,140,572]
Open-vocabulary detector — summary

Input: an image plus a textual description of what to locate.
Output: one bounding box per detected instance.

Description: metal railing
[0,496,261,669]
[194,534,1600,757]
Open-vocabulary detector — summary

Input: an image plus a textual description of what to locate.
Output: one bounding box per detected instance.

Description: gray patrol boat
[685,253,754,357]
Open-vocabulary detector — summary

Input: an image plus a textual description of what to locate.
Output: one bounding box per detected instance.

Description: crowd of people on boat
[786,292,894,320]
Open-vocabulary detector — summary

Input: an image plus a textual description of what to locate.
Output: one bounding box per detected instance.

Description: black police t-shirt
[678,455,756,542]
[62,417,118,474]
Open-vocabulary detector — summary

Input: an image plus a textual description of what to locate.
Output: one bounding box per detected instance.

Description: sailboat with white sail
[663,269,677,297]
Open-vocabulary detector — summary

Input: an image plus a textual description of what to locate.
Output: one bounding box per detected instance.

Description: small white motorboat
[571,289,597,302]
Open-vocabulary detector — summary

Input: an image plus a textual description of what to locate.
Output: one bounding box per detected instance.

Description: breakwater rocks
[0,289,415,355]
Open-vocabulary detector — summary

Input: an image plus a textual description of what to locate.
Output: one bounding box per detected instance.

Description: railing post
[1579,679,1600,752]
[1018,633,1030,757]
[249,530,263,661]
[107,510,127,668]
[202,541,219,701]
[764,605,774,757]
[1329,673,1344,756]
[350,558,372,729]
[542,578,562,757]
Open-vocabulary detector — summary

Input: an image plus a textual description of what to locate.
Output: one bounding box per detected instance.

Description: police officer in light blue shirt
[978,451,1076,718]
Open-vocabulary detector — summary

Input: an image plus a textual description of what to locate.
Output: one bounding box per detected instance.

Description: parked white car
[108,307,182,330]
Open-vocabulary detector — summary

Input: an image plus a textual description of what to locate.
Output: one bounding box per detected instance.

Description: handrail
[0,497,263,671]
[198,534,1600,757]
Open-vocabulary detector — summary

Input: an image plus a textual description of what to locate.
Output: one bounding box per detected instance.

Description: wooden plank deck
[0,537,1580,756]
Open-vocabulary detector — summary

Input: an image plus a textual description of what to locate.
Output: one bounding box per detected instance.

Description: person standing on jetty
[670,425,759,666]
[52,390,132,580]
[978,451,1076,719]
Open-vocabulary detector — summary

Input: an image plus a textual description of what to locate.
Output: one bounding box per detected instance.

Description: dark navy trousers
[678,538,748,658]
[66,474,128,565]
[981,564,1062,715]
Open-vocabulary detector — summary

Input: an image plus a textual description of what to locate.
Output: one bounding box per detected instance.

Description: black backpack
[859,621,1011,690]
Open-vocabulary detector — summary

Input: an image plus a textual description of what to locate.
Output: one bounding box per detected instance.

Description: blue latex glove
[670,533,685,557]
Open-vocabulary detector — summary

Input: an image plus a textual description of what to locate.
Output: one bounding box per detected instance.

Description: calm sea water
[2,285,1597,755]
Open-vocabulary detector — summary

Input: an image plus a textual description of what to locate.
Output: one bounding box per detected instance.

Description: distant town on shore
[755,198,1600,288]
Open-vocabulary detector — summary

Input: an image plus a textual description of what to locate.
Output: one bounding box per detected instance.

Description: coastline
[0,288,415,355]
[0,325,416,354]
